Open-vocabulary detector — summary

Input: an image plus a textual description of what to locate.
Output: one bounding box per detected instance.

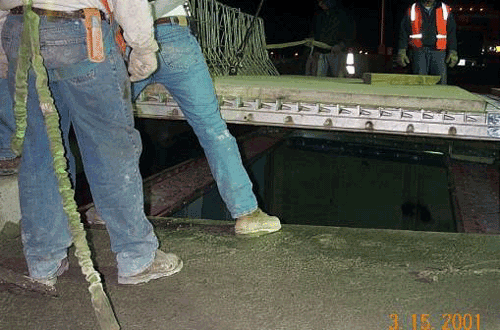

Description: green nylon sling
[12,2,120,329]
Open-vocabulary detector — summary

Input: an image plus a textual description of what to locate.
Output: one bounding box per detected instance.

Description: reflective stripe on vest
[409,2,450,50]
[409,3,422,47]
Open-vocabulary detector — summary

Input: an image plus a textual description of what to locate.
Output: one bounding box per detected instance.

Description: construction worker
[397,0,458,84]
[0,11,20,175]
[131,0,282,235]
[0,0,182,287]
[308,0,356,77]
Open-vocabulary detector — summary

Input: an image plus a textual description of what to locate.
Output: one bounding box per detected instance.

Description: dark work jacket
[313,6,356,52]
[398,1,457,51]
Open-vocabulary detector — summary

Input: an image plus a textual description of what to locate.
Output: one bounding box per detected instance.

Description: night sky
[217,0,500,51]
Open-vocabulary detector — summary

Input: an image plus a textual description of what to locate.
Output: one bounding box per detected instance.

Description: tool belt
[11,6,108,63]
[155,16,189,27]
[10,6,107,22]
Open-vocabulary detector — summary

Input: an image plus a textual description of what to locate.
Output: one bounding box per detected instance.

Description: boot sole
[118,260,183,285]
[235,226,281,236]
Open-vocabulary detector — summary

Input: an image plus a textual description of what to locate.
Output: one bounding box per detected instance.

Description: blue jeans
[132,23,257,218]
[0,77,16,160]
[410,48,447,84]
[317,52,346,77]
[2,15,158,278]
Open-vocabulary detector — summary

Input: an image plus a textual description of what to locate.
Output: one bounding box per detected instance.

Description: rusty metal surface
[144,157,215,216]
[143,130,287,217]
[449,161,500,233]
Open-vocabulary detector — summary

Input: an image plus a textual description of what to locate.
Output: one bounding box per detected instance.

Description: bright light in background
[346,53,354,65]
[483,46,500,53]
[458,59,466,66]
[346,52,355,75]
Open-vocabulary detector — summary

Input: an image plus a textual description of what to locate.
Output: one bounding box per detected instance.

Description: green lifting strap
[12,2,120,329]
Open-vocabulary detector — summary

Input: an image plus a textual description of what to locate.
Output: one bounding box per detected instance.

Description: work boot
[235,208,281,235]
[0,157,21,176]
[31,257,69,288]
[118,250,183,285]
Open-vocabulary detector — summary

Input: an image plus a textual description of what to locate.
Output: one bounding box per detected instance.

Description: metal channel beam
[134,92,500,141]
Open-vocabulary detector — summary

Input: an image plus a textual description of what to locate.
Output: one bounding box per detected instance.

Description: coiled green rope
[12,2,120,329]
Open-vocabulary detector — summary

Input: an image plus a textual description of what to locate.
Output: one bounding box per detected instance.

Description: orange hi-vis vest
[409,2,451,50]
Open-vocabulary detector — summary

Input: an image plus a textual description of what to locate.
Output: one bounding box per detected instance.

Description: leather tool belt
[10,6,107,22]
[155,16,189,27]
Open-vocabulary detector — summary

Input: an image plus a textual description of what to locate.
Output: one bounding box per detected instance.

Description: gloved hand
[397,48,410,67]
[446,50,458,68]
[128,49,158,82]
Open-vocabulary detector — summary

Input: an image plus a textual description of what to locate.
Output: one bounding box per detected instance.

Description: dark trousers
[410,47,447,84]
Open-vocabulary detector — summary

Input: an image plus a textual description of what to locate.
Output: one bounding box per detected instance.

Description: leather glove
[397,48,410,67]
[446,50,458,68]
[128,49,158,82]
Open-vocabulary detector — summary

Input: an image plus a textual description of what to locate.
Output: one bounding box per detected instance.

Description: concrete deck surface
[212,75,487,112]
[1,218,500,330]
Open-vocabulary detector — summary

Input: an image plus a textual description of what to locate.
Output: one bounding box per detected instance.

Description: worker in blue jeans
[0,12,20,176]
[132,1,281,235]
[0,76,19,175]
[1,0,181,287]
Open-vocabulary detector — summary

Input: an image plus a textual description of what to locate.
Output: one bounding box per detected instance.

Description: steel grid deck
[134,76,500,141]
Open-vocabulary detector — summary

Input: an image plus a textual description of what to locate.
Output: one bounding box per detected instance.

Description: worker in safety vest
[0,0,182,287]
[131,0,282,236]
[397,0,458,84]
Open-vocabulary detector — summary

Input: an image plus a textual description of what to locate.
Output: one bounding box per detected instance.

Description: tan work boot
[235,208,281,235]
[118,250,183,285]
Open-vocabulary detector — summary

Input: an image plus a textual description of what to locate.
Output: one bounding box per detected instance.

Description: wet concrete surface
[1,218,500,330]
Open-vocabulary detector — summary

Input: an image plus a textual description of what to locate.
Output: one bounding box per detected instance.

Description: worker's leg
[132,23,258,218]
[329,52,346,78]
[429,50,447,84]
[2,15,72,280]
[316,53,329,77]
[410,48,431,75]
[0,77,15,160]
[49,20,158,277]
[0,76,20,175]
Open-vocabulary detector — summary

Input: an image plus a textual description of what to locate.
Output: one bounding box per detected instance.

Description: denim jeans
[2,15,158,278]
[132,23,258,218]
[317,52,346,77]
[0,77,16,160]
[410,48,447,84]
